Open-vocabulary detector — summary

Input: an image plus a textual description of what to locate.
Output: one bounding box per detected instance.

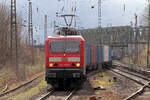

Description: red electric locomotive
[45,35,86,88]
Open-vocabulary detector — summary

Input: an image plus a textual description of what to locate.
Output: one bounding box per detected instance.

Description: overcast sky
[15,0,148,28]
[2,0,148,44]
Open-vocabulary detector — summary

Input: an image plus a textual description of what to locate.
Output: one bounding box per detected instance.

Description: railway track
[0,85,8,94]
[38,88,77,100]
[37,70,99,100]
[38,88,55,100]
[110,68,150,86]
[65,89,77,100]
[110,67,150,100]
[0,73,44,98]
[116,67,150,81]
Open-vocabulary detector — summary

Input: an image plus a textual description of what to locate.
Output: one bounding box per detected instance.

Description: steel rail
[116,67,150,81]
[38,89,55,100]
[110,69,150,87]
[124,81,150,100]
[110,68,150,100]
[113,62,150,81]
[0,84,8,94]
[65,89,77,100]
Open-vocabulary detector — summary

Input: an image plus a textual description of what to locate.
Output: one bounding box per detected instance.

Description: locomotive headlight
[68,57,80,62]
[49,57,61,62]
[76,63,80,67]
[49,63,54,67]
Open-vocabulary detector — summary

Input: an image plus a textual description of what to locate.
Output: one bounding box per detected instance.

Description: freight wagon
[112,49,121,60]
[85,44,112,71]
[112,49,117,57]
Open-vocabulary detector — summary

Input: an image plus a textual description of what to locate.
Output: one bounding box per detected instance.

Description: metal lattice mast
[134,14,138,63]
[28,1,33,46]
[11,0,18,64]
[98,0,101,27]
[44,15,48,41]
[147,3,150,68]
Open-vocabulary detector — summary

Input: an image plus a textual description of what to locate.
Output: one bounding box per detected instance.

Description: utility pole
[28,0,33,46]
[98,0,101,27]
[28,0,34,64]
[44,15,48,41]
[147,3,150,68]
[11,0,18,64]
[135,13,138,64]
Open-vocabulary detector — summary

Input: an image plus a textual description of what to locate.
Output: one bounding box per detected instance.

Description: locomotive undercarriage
[46,78,83,89]
[45,67,85,88]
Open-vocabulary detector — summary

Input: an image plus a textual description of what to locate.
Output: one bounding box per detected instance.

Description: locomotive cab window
[65,40,80,53]
[50,40,80,53]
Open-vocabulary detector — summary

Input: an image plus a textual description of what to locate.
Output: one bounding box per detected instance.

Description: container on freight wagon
[112,50,117,57]
[109,46,112,61]
[97,45,104,63]
[91,45,97,64]
[86,44,91,65]
[103,45,112,62]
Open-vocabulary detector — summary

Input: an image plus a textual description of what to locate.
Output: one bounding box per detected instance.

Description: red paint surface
[45,36,85,68]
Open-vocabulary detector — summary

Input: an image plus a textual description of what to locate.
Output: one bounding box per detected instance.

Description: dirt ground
[86,70,141,100]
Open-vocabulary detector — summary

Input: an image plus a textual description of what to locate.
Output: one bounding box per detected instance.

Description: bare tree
[0,2,10,67]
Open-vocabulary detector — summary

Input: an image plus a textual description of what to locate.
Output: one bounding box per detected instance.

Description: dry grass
[7,80,47,100]
[91,72,114,88]
[90,72,126,100]
[0,67,17,90]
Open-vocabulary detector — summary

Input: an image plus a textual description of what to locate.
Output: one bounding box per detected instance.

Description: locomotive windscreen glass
[50,40,65,52]
[50,40,80,53]
[65,40,80,52]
